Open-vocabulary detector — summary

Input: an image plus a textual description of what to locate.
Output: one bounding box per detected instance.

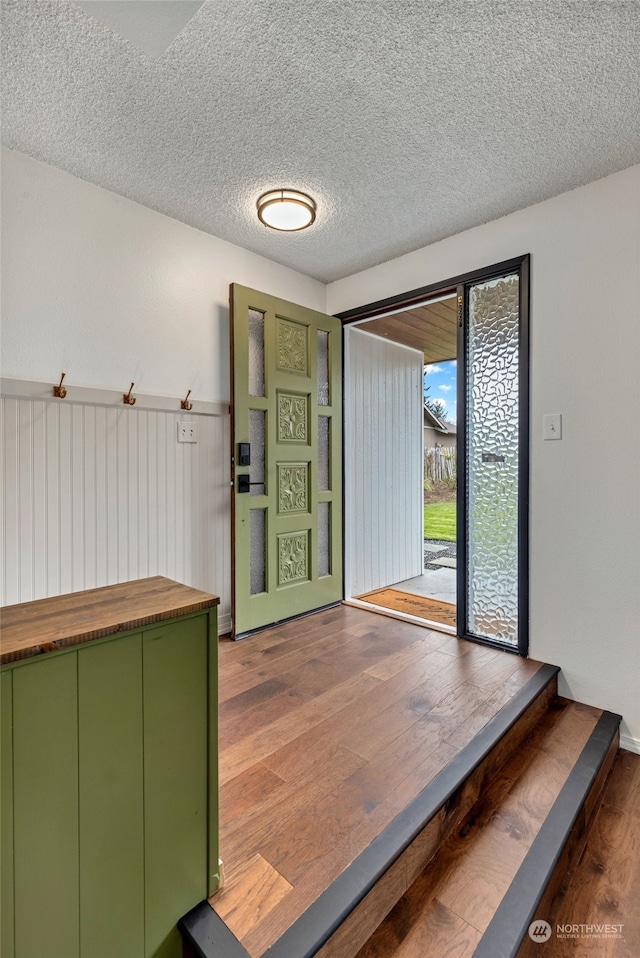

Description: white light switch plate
[543,413,562,440]
[178,421,198,443]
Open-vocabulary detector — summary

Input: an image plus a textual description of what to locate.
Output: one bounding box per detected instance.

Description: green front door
[231,285,343,637]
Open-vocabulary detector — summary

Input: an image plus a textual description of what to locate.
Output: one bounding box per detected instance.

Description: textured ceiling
[2,0,639,283]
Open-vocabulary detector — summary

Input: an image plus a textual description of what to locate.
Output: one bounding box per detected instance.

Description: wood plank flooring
[212,605,542,956]
[355,700,602,958]
[540,748,640,958]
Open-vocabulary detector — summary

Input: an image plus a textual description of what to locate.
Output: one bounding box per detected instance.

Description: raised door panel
[78,633,144,958]
[12,653,80,958]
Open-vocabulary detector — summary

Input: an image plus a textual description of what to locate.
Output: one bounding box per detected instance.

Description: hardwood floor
[212,605,542,956]
[354,699,603,957]
[540,748,640,958]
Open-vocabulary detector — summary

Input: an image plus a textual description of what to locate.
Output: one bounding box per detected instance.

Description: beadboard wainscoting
[1,383,231,632]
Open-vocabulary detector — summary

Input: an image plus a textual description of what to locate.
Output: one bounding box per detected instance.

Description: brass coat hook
[53,373,67,399]
[181,389,193,411]
[123,382,136,405]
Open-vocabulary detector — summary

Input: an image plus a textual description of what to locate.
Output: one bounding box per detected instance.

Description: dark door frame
[336,254,530,656]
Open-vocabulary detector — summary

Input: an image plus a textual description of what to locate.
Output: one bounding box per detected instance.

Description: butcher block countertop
[0,576,219,665]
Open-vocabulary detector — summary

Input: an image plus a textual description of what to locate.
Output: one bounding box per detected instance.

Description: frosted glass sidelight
[318,416,330,492]
[317,330,330,405]
[250,509,266,594]
[318,502,330,576]
[466,274,519,646]
[249,409,266,495]
[248,309,265,397]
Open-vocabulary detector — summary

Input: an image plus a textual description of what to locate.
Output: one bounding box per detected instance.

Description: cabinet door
[143,615,209,958]
[12,653,79,958]
[78,633,144,958]
[1,671,14,958]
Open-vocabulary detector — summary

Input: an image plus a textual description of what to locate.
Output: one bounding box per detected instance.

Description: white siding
[345,329,423,597]
[0,394,231,632]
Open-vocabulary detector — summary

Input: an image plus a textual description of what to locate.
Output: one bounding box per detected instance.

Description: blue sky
[424,359,457,423]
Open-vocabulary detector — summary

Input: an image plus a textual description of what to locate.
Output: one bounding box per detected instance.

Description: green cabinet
[1,580,218,958]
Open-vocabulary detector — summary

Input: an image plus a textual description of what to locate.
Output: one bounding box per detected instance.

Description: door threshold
[343,598,456,636]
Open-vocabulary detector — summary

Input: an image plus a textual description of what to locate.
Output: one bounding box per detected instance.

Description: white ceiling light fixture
[257,189,317,232]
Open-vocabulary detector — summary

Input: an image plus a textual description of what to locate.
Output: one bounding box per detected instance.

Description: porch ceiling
[355,296,457,365]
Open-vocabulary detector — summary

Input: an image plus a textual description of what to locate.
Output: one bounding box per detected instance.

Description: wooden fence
[424,445,457,483]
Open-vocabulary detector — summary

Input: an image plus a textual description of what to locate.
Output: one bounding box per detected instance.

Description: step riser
[311,677,559,958]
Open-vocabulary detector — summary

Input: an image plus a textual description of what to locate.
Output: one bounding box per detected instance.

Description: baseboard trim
[620,732,640,755]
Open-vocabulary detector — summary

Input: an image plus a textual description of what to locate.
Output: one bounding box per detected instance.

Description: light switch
[178,421,198,443]
[543,413,562,441]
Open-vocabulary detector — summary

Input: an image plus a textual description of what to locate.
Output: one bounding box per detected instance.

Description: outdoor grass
[424,501,456,541]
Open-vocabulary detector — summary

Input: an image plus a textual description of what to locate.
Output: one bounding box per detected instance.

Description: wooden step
[354,703,620,958]
[179,662,562,957]
[537,747,640,957]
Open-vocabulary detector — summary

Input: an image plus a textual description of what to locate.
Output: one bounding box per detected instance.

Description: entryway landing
[181,604,622,958]
[209,605,542,955]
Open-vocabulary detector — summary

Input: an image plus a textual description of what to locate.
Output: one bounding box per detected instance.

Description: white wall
[329,165,640,752]
[0,148,326,400]
[345,330,424,597]
[1,149,326,621]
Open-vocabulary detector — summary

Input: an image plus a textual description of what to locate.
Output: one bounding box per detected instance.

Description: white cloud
[433,397,446,408]
[439,384,452,392]
[424,364,442,375]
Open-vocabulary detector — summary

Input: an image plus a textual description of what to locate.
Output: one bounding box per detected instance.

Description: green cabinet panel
[13,653,79,958]
[1,671,14,958]
[143,616,209,958]
[2,587,218,958]
[78,633,144,958]
[206,607,219,896]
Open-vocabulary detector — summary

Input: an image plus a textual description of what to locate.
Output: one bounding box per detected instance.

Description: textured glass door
[231,285,343,637]
[458,260,529,653]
